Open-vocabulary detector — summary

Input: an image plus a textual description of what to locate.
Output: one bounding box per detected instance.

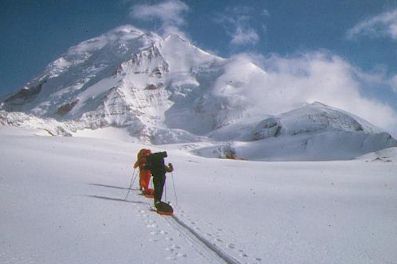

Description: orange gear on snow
[133,149,153,194]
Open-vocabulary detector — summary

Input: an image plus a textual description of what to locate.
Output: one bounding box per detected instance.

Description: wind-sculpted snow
[1,24,396,159]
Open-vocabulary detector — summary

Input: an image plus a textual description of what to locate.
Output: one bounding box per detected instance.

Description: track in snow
[123,184,242,264]
[164,214,242,264]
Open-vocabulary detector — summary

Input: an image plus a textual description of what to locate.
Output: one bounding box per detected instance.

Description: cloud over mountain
[347,8,397,40]
[129,0,189,38]
[214,6,263,47]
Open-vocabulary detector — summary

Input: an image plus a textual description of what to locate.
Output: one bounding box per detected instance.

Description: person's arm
[165,163,173,172]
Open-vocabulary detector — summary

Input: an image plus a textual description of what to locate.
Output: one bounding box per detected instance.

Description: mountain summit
[2,25,227,141]
[1,25,396,159]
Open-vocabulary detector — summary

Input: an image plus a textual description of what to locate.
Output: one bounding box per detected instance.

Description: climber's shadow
[86,195,146,205]
[86,183,143,204]
[88,183,140,191]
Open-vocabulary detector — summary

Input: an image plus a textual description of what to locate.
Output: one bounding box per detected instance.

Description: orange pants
[139,170,152,192]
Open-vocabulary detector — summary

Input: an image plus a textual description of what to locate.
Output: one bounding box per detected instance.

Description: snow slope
[1,127,396,264]
[198,102,397,160]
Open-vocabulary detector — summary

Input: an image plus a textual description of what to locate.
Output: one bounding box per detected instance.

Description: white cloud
[265,53,397,130]
[230,25,259,46]
[262,9,270,18]
[389,75,397,93]
[215,6,261,47]
[129,0,189,37]
[347,9,397,40]
[223,52,397,136]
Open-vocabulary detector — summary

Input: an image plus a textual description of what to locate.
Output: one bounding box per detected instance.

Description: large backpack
[145,151,167,175]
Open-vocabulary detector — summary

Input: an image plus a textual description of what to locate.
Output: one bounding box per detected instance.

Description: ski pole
[171,172,178,206]
[124,169,137,201]
[164,178,167,202]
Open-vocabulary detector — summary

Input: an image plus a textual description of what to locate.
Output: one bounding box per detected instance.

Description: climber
[144,151,174,212]
[133,148,154,196]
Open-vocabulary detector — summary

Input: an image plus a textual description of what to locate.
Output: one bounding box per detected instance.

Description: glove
[167,163,174,172]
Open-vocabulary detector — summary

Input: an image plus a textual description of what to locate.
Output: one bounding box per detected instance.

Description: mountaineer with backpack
[133,148,154,196]
[144,151,174,214]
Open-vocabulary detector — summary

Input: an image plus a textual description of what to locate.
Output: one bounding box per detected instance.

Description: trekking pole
[171,172,178,206]
[124,169,137,201]
[164,178,167,203]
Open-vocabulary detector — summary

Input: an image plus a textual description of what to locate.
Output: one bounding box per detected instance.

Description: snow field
[0,128,203,264]
[1,127,396,264]
[174,155,397,264]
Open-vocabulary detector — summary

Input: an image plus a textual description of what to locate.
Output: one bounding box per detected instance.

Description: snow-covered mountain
[1,25,396,159]
[198,102,397,160]
[1,25,229,142]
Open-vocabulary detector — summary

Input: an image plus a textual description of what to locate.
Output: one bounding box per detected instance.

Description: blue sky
[1,0,397,133]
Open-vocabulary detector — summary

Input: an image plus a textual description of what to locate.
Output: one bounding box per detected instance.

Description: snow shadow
[86,195,146,205]
[88,183,140,191]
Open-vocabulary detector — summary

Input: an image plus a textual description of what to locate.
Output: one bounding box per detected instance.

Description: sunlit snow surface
[1,127,396,264]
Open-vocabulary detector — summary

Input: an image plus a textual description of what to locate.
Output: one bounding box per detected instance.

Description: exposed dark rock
[145,84,157,90]
[3,79,47,111]
[251,117,281,140]
[150,67,163,77]
[56,99,79,116]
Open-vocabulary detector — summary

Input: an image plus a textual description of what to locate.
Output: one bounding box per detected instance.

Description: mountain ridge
[1,24,396,159]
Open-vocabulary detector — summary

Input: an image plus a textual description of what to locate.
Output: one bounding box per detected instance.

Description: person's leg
[153,176,161,204]
[141,171,150,192]
[153,174,166,205]
[139,171,145,191]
